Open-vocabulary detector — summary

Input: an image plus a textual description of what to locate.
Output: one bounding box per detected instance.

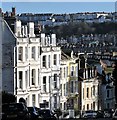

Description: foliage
[2,91,16,104]
[19,97,26,104]
[54,108,62,116]
[44,22,117,39]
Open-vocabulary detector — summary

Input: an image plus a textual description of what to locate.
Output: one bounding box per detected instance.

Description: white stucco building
[14,20,41,107]
[60,51,79,111]
[15,21,61,110]
[1,18,61,110]
[81,76,101,111]
[39,33,61,110]
[1,15,115,113]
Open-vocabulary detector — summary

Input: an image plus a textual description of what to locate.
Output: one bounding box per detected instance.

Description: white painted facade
[60,62,68,111]
[1,17,115,112]
[39,33,61,110]
[81,77,100,111]
[15,20,61,110]
[14,20,41,107]
[60,52,79,111]
[1,18,61,109]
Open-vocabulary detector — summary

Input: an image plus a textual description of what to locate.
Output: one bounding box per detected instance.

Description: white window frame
[42,55,46,67]
[71,66,74,76]
[31,69,35,85]
[54,74,57,88]
[43,76,46,92]
[19,71,23,89]
[53,54,57,65]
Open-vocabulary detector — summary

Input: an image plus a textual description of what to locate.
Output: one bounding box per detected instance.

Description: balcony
[17,38,28,43]
[41,46,60,52]
[51,87,60,94]
[69,76,78,81]
[41,47,51,52]
[29,38,40,43]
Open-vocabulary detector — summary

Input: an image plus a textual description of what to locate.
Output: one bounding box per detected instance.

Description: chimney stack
[15,20,22,37]
[12,7,16,16]
[41,33,46,46]
[28,22,35,37]
[51,34,56,46]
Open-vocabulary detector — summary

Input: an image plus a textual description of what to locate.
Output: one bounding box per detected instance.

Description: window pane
[54,74,57,88]
[87,88,89,98]
[25,47,28,60]
[48,55,50,68]
[25,71,28,88]
[19,71,22,89]
[71,66,74,76]
[43,76,46,92]
[18,47,23,61]
[42,56,46,67]
[32,47,35,59]
[107,90,109,98]
[32,69,35,85]
[32,94,35,106]
[38,46,40,58]
[54,95,57,109]
[93,102,95,110]
[43,76,46,84]
[53,54,57,65]
[87,104,89,110]
[64,67,66,78]
[93,86,95,96]
[71,81,74,93]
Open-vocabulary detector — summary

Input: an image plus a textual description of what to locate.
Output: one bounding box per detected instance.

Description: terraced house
[1,18,61,110]
[60,51,78,112]
[1,9,116,114]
